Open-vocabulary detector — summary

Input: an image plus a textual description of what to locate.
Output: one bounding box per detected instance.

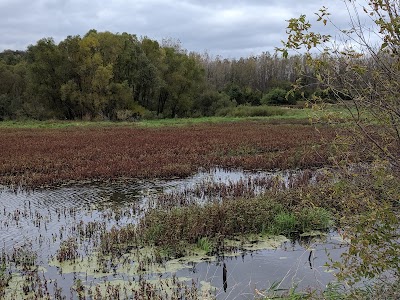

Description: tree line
[0,30,315,121]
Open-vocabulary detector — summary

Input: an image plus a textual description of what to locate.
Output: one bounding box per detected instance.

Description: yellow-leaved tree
[277,0,400,295]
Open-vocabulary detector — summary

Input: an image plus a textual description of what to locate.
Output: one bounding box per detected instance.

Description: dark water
[0,168,345,299]
[176,235,346,299]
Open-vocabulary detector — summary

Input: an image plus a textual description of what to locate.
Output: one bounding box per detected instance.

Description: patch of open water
[0,167,345,299]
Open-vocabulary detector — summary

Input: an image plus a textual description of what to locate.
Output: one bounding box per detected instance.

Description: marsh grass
[108,193,336,259]
[271,212,297,235]
[216,105,288,117]
[298,207,334,233]
[196,237,213,254]
[0,252,11,297]
[56,237,79,263]
[97,172,392,262]
[257,281,312,300]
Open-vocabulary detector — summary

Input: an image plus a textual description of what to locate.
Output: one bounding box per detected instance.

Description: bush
[193,91,235,117]
[262,88,297,105]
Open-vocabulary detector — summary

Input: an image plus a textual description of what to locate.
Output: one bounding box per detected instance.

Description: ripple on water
[0,167,339,299]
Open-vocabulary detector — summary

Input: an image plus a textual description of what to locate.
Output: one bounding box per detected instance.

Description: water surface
[0,168,344,299]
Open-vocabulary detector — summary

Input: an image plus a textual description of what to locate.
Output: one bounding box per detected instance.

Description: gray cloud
[0,0,376,57]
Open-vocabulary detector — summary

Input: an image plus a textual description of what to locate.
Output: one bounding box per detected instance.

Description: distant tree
[192,90,233,117]
[25,38,64,119]
[157,47,204,117]
[0,50,27,65]
[261,88,287,105]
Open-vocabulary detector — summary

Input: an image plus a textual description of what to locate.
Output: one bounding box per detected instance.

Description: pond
[0,167,346,299]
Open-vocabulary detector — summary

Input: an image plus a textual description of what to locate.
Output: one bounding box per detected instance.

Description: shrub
[262,88,297,105]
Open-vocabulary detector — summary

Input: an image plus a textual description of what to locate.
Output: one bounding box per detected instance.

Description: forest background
[0,30,330,121]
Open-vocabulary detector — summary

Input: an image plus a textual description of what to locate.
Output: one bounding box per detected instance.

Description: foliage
[258,280,311,299]
[196,237,212,254]
[0,252,11,297]
[270,208,332,236]
[278,1,400,170]
[225,84,262,105]
[137,197,334,257]
[262,88,296,106]
[298,207,333,233]
[0,105,354,129]
[271,212,297,235]
[192,90,235,117]
[98,173,373,260]
[277,0,400,289]
[0,31,206,120]
[0,31,336,121]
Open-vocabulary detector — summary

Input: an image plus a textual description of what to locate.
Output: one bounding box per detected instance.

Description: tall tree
[26,38,64,118]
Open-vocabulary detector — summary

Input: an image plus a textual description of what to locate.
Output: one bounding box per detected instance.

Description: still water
[0,168,346,299]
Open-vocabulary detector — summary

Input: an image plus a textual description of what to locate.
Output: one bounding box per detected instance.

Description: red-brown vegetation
[0,122,336,188]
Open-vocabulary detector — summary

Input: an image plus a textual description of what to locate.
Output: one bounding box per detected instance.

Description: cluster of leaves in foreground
[0,122,337,188]
[277,0,400,295]
[331,163,400,287]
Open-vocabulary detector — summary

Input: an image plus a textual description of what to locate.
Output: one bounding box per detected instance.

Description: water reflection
[177,234,346,299]
[0,167,342,299]
[223,262,228,293]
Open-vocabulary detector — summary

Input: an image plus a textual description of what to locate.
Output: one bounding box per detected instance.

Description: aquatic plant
[56,237,79,263]
[196,237,212,254]
[297,207,333,233]
[0,122,338,188]
[0,252,11,297]
[271,212,297,235]
[10,243,37,272]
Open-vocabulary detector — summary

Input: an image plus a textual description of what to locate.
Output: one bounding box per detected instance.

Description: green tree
[0,60,27,119]
[157,47,204,117]
[25,38,65,118]
[59,30,146,119]
[192,90,233,117]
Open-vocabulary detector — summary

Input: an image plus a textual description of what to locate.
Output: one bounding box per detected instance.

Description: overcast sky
[0,0,372,58]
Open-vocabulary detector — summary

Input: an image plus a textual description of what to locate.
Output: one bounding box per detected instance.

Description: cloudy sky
[0,0,368,58]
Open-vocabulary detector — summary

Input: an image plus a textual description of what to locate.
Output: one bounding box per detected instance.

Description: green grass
[0,105,354,129]
[216,105,288,117]
[196,237,213,254]
[271,212,298,235]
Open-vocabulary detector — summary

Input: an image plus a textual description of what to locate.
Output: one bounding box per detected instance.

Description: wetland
[0,167,346,299]
[0,120,396,299]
